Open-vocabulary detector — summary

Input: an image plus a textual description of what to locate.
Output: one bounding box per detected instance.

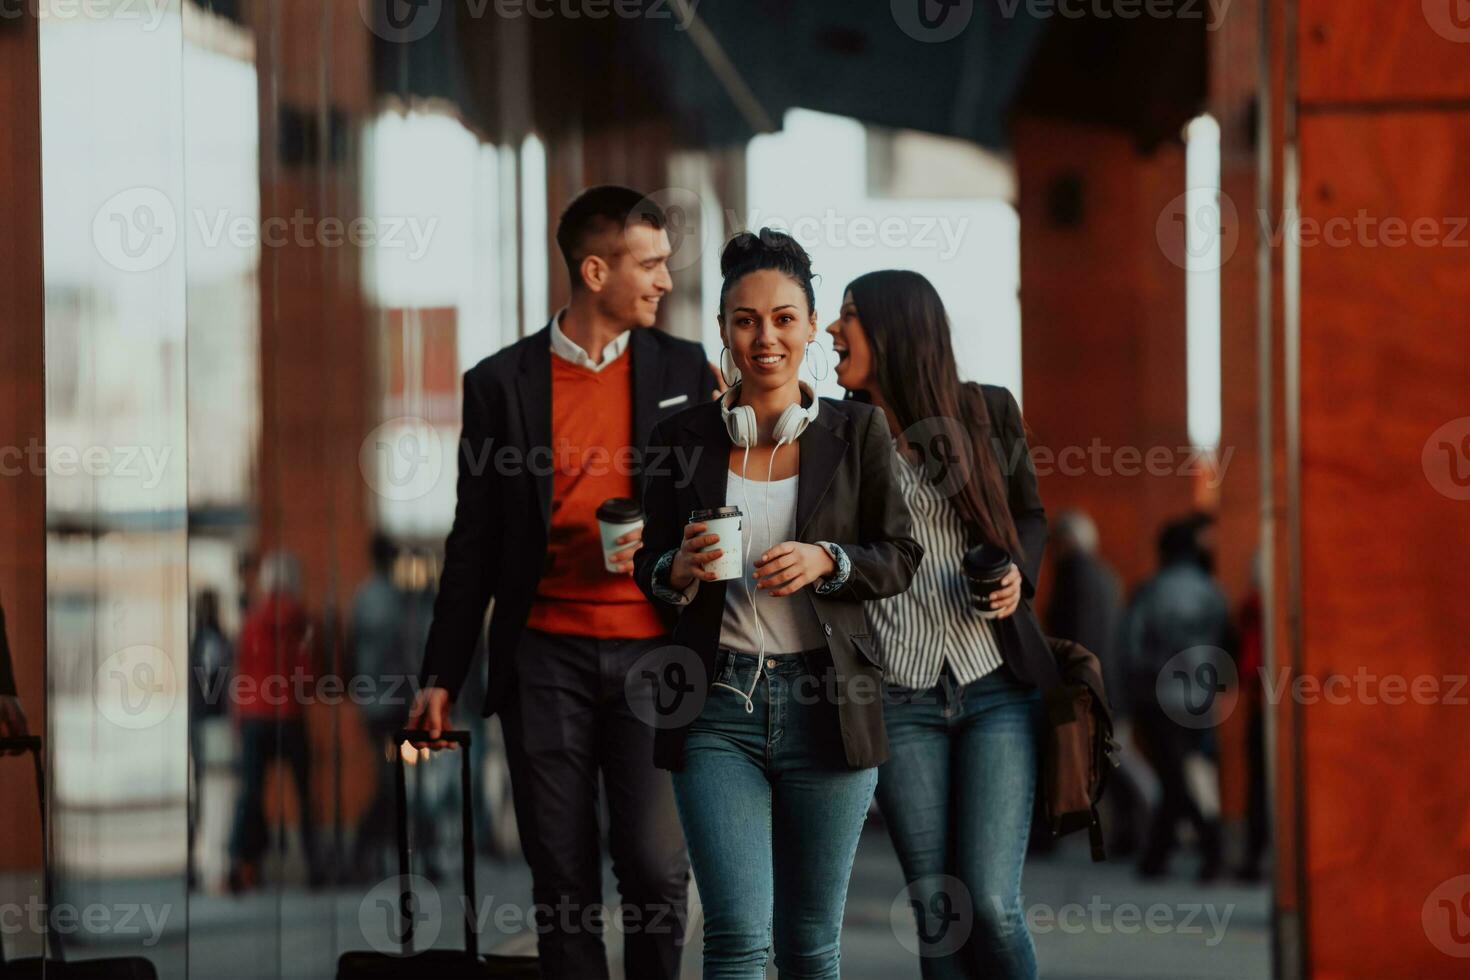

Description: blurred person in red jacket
[227,551,324,892]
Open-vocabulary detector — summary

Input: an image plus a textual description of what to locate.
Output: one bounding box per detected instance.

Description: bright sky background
[727,109,1024,403]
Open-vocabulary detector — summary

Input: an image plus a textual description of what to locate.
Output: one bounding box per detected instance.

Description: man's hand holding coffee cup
[597,498,646,575]
[670,521,725,588]
[607,524,644,575]
[969,562,1022,619]
[406,687,456,750]
[753,542,836,597]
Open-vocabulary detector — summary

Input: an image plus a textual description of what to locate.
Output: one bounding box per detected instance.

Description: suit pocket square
[657,394,689,409]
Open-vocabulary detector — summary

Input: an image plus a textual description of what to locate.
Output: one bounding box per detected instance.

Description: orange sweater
[525,352,665,639]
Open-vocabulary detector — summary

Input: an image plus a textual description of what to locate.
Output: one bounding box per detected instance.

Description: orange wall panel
[1298,0,1470,105]
[1296,109,1470,979]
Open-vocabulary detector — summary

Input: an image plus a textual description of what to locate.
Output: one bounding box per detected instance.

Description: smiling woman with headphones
[632,229,923,980]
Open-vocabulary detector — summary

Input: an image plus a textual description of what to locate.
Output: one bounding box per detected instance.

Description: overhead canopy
[359,0,1206,153]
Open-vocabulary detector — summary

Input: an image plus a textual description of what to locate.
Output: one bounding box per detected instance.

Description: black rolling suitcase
[0,736,158,980]
[336,729,539,979]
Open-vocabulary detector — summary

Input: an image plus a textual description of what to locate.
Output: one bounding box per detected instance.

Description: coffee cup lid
[597,497,643,523]
[963,543,1012,578]
[690,505,742,522]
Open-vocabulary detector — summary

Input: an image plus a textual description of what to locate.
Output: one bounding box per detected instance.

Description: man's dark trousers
[501,627,689,979]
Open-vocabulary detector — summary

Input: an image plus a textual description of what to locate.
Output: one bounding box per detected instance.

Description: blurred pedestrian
[228,551,324,892]
[188,588,231,888]
[1046,509,1123,697]
[1122,518,1231,881]
[347,534,416,879]
[1044,510,1148,858]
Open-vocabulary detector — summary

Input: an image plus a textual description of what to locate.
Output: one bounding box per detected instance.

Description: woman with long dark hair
[827,269,1049,979]
[633,232,922,979]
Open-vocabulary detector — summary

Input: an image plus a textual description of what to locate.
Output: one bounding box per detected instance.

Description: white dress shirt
[548,310,631,371]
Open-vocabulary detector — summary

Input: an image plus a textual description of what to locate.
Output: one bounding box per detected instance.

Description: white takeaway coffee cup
[689,506,744,582]
[597,497,645,573]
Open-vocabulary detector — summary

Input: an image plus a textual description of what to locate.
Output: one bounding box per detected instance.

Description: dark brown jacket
[633,396,923,771]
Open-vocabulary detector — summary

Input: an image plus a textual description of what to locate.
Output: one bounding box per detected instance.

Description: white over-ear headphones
[710,379,823,714]
[719,381,822,449]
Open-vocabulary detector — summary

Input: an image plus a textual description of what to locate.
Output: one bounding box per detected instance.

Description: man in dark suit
[408,186,715,979]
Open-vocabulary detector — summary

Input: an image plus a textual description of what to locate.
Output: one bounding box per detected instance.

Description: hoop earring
[719,346,740,387]
[805,342,830,382]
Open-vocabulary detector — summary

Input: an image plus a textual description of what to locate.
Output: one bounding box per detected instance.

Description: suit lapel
[794,403,847,540]
[684,405,730,515]
[516,327,554,530]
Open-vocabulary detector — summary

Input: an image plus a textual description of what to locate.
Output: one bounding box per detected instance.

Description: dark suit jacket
[632,396,924,771]
[420,324,716,716]
[976,383,1057,690]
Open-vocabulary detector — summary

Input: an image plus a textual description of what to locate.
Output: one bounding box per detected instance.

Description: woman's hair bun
[717,227,817,314]
[719,227,812,280]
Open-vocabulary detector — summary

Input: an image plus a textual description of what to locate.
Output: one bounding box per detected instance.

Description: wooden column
[0,8,47,872]
[1015,118,1196,594]
[1269,1,1470,974]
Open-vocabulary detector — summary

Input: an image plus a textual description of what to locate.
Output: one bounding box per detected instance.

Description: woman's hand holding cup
[970,562,1022,619]
[670,521,725,589]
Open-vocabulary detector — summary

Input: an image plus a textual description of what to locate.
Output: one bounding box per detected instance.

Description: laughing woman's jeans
[875,665,1042,980]
[672,649,878,980]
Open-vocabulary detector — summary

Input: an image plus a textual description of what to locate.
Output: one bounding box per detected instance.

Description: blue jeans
[875,666,1042,980]
[672,649,878,979]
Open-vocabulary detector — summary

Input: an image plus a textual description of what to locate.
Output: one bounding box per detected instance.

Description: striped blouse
[866,446,1005,690]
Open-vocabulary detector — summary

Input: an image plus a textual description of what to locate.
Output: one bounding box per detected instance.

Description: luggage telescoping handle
[392,729,477,959]
[0,735,59,967]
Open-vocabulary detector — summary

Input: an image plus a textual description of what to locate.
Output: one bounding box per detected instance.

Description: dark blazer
[419,324,716,716]
[975,383,1057,689]
[632,396,924,772]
